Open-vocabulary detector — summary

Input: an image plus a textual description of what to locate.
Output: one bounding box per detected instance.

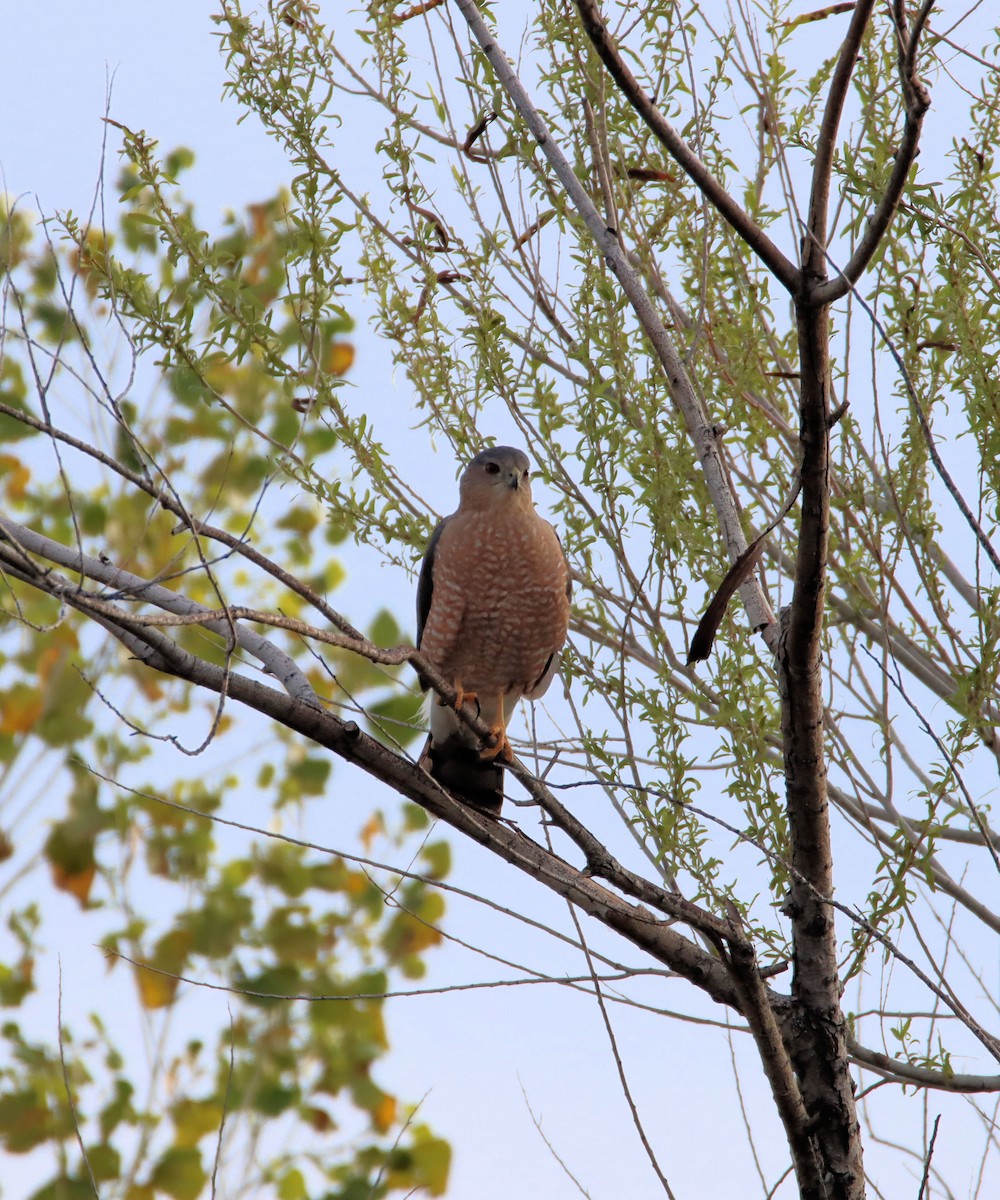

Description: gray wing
[416,517,449,649]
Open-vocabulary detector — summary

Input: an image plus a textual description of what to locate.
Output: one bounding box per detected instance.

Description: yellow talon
[479,700,513,762]
[479,732,512,762]
[437,680,478,713]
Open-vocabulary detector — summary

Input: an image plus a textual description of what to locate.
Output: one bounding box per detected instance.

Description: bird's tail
[419,693,507,815]
[420,734,504,815]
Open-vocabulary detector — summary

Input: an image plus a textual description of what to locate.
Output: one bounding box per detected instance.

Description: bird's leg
[436,678,479,715]
[454,680,479,714]
[479,692,514,763]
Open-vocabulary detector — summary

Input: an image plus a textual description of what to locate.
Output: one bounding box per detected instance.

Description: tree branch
[0,518,749,1013]
[507,755,742,945]
[723,912,825,1198]
[780,300,864,1193]
[0,398,369,640]
[813,0,934,304]
[1,510,758,978]
[573,0,800,294]
[453,0,777,647]
[802,0,879,287]
[848,1036,1000,1094]
[0,514,321,708]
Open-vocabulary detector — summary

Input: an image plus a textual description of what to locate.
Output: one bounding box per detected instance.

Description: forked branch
[573,0,799,294]
[453,0,777,647]
[813,0,935,302]
[0,518,758,1011]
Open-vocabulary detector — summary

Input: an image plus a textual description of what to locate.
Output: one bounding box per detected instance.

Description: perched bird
[416,446,571,814]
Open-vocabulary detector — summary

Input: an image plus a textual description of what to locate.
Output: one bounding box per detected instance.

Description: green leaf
[0,1088,59,1152]
[410,1130,452,1196]
[171,1098,223,1148]
[420,840,450,881]
[366,691,423,748]
[369,609,401,647]
[286,756,331,798]
[149,1147,206,1200]
[86,1141,122,1182]
[277,1168,308,1200]
[0,362,39,441]
[28,1178,99,1200]
[99,1079,137,1141]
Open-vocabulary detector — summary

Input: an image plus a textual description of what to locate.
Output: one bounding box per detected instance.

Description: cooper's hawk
[416,446,571,814]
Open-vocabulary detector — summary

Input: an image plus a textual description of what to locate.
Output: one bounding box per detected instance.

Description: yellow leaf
[132,929,191,1008]
[37,640,68,689]
[0,683,43,734]
[133,962,180,1009]
[0,454,30,501]
[359,812,384,851]
[344,870,367,896]
[51,861,96,905]
[373,1094,397,1134]
[248,202,270,241]
[133,670,165,701]
[171,1098,224,1147]
[325,342,355,376]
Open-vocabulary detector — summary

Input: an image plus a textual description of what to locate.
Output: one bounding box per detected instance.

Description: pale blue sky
[2,7,744,1198]
[2,4,998,1199]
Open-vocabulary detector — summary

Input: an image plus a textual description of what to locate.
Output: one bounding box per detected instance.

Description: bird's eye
[522,469,530,480]
[484,462,500,475]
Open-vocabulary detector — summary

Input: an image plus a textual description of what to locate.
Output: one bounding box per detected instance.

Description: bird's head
[459,446,534,511]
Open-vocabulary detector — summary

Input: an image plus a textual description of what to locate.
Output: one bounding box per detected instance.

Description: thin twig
[563,890,678,1198]
[210,1012,236,1200]
[519,1078,593,1198]
[58,960,101,1198]
[554,776,1000,1069]
[804,230,1000,579]
[916,1113,941,1200]
[107,950,670,1006]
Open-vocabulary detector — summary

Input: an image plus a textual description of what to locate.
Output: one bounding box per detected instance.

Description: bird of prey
[416,446,571,814]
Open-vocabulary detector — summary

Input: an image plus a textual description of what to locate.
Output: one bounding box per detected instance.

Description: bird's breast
[420,508,570,695]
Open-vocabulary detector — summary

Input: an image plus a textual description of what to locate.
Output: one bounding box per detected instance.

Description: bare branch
[453,0,777,645]
[722,908,826,1198]
[916,1112,941,1200]
[803,0,879,284]
[814,1,935,302]
[573,0,800,293]
[0,514,322,708]
[520,1079,594,1199]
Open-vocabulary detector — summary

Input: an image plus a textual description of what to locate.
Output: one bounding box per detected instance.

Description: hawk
[416,446,571,814]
